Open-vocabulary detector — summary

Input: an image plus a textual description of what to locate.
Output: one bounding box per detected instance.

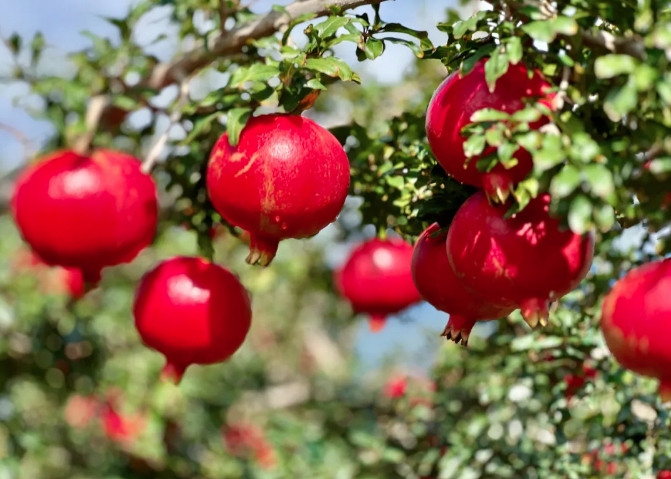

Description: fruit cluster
[11,114,351,383]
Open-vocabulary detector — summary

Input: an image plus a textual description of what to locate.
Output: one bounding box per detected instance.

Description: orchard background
[1,0,671,478]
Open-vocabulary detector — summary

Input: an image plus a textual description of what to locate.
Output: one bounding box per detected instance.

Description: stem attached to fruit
[246,235,279,267]
[520,297,550,328]
[368,313,387,332]
[441,315,476,347]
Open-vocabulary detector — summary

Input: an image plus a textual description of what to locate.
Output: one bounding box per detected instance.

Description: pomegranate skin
[412,223,516,346]
[600,259,671,402]
[207,114,350,267]
[446,192,594,328]
[426,58,554,202]
[335,238,422,332]
[11,149,158,282]
[133,256,252,383]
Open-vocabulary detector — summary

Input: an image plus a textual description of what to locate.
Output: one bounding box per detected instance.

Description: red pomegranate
[658,471,671,479]
[133,256,252,383]
[11,149,158,284]
[446,192,594,327]
[600,258,671,401]
[335,238,422,332]
[426,58,555,202]
[411,223,516,345]
[207,113,350,267]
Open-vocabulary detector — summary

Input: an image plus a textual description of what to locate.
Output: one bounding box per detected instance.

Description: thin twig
[554,64,571,110]
[71,95,110,155]
[141,80,191,174]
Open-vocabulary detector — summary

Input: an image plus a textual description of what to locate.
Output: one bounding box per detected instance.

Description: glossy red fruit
[412,223,516,345]
[207,114,350,267]
[426,58,555,203]
[658,471,671,479]
[600,258,671,402]
[446,192,594,328]
[133,256,252,383]
[11,149,158,283]
[335,238,422,332]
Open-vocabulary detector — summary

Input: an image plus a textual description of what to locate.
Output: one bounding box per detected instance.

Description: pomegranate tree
[426,58,554,202]
[335,237,421,332]
[133,256,252,383]
[11,149,158,284]
[446,192,595,327]
[412,223,516,345]
[207,113,350,267]
[600,258,671,401]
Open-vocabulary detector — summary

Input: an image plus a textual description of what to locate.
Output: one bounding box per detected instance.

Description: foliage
[1,0,671,478]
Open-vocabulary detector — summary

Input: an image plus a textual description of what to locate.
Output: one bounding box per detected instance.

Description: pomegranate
[426,58,555,202]
[383,375,408,399]
[207,113,350,267]
[600,258,671,401]
[412,223,516,345]
[446,192,595,327]
[564,363,598,400]
[133,256,252,383]
[11,149,158,284]
[658,471,671,479]
[100,390,146,445]
[335,237,422,332]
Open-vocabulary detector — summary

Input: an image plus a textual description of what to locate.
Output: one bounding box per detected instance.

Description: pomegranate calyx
[245,235,279,267]
[441,315,476,347]
[161,361,188,385]
[482,171,514,205]
[368,313,388,332]
[520,297,550,328]
[659,379,671,403]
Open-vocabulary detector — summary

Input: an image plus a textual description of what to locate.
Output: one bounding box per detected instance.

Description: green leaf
[470,108,510,122]
[594,54,637,79]
[484,49,509,93]
[363,37,385,60]
[463,134,487,158]
[568,195,593,234]
[29,32,45,66]
[521,20,558,43]
[8,33,21,54]
[226,108,253,147]
[552,16,578,35]
[314,16,350,38]
[550,164,581,198]
[304,57,358,82]
[229,63,280,88]
[385,176,404,189]
[506,36,523,64]
[183,112,221,144]
[306,78,327,90]
[603,82,638,121]
[582,164,615,201]
[460,43,496,75]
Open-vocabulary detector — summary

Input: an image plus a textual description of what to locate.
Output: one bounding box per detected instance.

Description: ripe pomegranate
[658,471,671,479]
[383,375,407,399]
[334,237,422,332]
[100,390,146,445]
[207,113,350,267]
[11,149,158,284]
[426,58,555,202]
[411,223,516,345]
[446,192,595,327]
[133,256,252,383]
[600,258,671,401]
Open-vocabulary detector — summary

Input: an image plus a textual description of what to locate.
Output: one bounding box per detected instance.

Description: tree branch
[146,0,389,90]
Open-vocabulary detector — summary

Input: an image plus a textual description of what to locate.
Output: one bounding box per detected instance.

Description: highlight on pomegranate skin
[426,57,555,203]
[446,192,595,328]
[334,237,422,332]
[411,223,516,346]
[206,113,351,267]
[133,256,252,384]
[11,149,158,285]
[600,258,671,402]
